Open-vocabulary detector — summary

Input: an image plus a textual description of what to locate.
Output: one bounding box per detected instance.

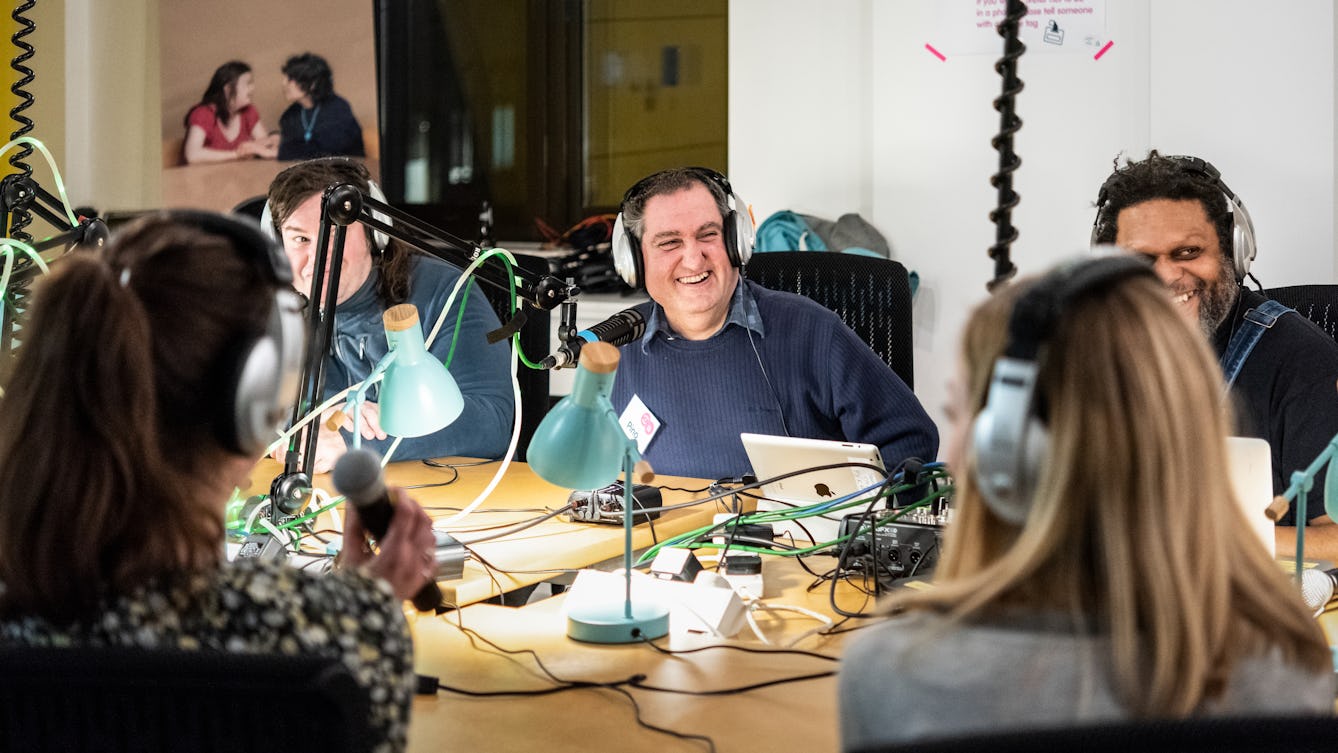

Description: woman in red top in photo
[182,61,279,164]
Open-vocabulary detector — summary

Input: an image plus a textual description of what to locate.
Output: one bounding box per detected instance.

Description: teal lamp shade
[527,341,624,490]
[527,341,669,644]
[379,304,464,437]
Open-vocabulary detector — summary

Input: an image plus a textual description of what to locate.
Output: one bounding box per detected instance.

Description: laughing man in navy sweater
[607,167,937,480]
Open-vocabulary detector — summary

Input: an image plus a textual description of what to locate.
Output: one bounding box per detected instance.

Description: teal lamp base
[567,601,670,644]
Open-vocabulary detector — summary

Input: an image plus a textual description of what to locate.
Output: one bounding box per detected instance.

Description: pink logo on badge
[640,412,655,434]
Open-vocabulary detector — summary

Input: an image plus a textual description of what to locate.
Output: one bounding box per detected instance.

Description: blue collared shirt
[639,277,765,353]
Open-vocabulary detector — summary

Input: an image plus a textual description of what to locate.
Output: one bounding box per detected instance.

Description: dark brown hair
[186,60,251,128]
[266,157,412,306]
[0,214,273,622]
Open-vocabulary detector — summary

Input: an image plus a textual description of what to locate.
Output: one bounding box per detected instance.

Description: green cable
[635,483,952,565]
[442,277,475,369]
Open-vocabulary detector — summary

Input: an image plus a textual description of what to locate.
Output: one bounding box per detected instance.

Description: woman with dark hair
[182,61,279,164]
[0,212,437,753]
[278,53,365,161]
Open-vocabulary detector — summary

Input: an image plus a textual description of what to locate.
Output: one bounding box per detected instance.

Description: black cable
[7,0,36,242]
[437,619,717,752]
[986,0,1027,292]
[630,671,835,696]
[638,635,838,662]
[453,504,574,544]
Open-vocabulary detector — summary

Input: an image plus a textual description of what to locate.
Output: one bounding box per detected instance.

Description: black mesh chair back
[850,714,1338,753]
[231,195,268,222]
[478,252,551,460]
[0,646,373,753]
[743,251,915,388]
[1265,285,1338,341]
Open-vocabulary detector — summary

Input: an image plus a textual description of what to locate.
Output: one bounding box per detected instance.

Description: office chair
[231,195,268,222]
[849,714,1338,753]
[0,645,373,753]
[478,251,552,460]
[743,251,915,388]
[1265,285,1338,342]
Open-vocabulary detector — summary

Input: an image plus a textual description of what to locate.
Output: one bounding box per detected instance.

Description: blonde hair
[892,268,1329,715]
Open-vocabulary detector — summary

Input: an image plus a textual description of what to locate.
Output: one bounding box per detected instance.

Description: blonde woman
[839,256,1332,750]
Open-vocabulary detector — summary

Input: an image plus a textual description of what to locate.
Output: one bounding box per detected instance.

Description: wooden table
[248,457,729,606]
[406,554,874,753]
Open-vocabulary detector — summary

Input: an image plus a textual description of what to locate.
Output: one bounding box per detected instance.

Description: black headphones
[152,210,306,456]
[970,255,1159,524]
[610,167,755,289]
[1092,155,1257,282]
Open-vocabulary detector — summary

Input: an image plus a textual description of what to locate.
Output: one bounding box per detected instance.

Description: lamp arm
[1276,432,1338,584]
[347,352,395,450]
[323,184,577,311]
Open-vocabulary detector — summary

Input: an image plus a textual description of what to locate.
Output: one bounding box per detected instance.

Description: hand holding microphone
[334,448,442,611]
[541,307,646,369]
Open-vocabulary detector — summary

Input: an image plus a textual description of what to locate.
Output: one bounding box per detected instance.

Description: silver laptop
[1227,436,1275,557]
[740,433,887,506]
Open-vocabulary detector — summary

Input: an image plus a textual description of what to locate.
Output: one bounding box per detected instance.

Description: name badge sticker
[619,395,661,454]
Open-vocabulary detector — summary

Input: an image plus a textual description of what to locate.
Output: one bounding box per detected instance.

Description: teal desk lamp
[527,341,669,643]
[344,303,464,446]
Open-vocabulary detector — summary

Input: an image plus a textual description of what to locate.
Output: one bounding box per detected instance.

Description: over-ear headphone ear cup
[1230,199,1257,281]
[970,356,1048,526]
[971,409,1048,526]
[367,179,391,253]
[722,209,740,267]
[228,336,281,456]
[732,200,755,267]
[259,200,277,242]
[221,288,305,456]
[611,212,642,288]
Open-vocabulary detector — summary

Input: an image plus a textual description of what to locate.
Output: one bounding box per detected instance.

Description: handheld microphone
[332,448,443,612]
[1300,567,1338,612]
[540,307,646,369]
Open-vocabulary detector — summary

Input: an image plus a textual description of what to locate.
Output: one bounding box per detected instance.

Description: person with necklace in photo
[278,52,366,162]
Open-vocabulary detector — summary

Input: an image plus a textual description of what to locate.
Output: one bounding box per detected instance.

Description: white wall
[731,0,1337,438]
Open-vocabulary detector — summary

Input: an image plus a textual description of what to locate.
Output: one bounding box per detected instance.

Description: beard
[1196,255,1240,338]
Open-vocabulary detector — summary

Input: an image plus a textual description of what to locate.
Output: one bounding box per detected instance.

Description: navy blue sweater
[610,281,938,479]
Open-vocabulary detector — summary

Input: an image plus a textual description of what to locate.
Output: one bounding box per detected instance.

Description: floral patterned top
[0,558,413,753]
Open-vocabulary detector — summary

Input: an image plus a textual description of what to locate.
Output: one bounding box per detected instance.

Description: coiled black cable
[7,0,36,242]
[987,0,1027,291]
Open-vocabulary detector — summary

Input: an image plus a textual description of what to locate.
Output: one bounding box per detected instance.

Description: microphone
[332,447,443,612]
[540,307,646,369]
[1300,567,1338,612]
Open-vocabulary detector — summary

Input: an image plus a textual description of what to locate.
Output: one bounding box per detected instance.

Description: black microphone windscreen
[332,448,385,507]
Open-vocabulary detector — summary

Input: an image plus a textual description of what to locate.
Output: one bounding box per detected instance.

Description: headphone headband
[611,166,755,289]
[1092,154,1256,281]
[973,255,1159,525]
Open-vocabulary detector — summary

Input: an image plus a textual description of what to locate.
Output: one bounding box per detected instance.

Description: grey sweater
[838,610,1334,751]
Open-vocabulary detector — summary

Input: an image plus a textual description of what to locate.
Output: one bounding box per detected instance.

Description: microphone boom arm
[269,183,580,520]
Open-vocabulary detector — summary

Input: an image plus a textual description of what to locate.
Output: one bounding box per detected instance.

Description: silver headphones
[971,255,1160,524]
[610,167,755,289]
[260,158,393,253]
[1092,155,1257,282]
[153,211,305,456]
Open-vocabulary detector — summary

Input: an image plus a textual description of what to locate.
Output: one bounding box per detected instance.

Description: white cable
[743,599,835,648]
[743,604,772,645]
[426,247,524,528]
